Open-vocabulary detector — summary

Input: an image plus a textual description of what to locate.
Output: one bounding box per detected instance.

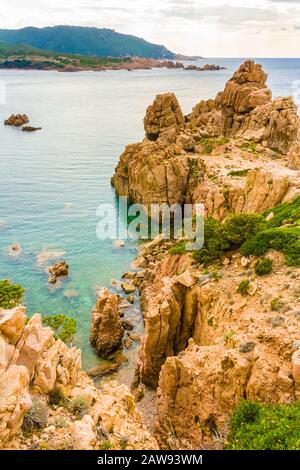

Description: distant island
[0,25,202,60]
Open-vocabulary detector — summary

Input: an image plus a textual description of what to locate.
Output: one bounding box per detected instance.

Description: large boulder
[144,92,184,144]
[0,365,31,447]
[48,261,69,284]
[0,306,25,345]
[90,287,124,358]
[4,114,29,127]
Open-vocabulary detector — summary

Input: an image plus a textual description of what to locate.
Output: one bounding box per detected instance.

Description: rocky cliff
[111,60,300,449]
[122,233,299,449]
[0,306,157,450]
[112,60,300,218]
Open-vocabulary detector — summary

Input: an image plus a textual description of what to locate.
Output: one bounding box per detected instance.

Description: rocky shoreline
[1,60,300,450]
[0,56,225,73]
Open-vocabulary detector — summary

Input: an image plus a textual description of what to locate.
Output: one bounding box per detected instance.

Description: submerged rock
[7,243,21,257]
[87,362,120,378]
[36,249,66,267]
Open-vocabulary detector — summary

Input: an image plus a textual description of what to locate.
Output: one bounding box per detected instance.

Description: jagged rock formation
[90,287,124,358]
[133,247,300,448]
[112,60,300,446]
[112,60,300,218]
[48,260,69,284]
[288,123,300,170]
[0,305,157,450]
[0,307,80,448]
[4,114,29,126]
[144,92,185,144]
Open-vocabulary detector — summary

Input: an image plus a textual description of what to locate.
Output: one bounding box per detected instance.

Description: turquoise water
[0,58,299,372]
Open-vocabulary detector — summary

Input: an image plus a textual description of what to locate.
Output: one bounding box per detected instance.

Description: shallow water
[0,58,299,377]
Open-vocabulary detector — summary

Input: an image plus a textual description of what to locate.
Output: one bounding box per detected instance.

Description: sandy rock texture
[0,306,157,450]
[90,287,124,358]
[134,248,300,449]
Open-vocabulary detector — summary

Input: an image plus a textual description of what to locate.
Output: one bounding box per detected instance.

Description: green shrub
[265,196,300,228]
[68,396,89,418]
[188,197,300,268]
[254,258,273,276]
[22,396,48,433]
[241,227,300,267]
[0,279,24,309]
[101,440,112,450]
[43,314,77,344]
[226,400,300,450]
[193,214,266,265]
[237,279,250,296]
[270,297,285,312]
[169,242,186,255]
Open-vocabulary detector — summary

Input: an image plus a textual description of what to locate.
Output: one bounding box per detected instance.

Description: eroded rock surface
[0,306,157,450]
[90,287,124,358]
[48,261,69,284]
[4,114,29,126]
[134,247,300,448]
[112,60,300,219]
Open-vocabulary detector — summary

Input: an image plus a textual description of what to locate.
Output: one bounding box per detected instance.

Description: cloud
[0,0,299,57]
[161,4,283,26]
[269,0,300,3]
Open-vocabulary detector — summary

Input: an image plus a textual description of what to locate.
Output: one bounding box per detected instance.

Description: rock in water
[22,126,42,132]
[4,114,29,126]
[121,282,136,294]
[7,243,21,257]
[90,287,124,358]
[48,261,69,284]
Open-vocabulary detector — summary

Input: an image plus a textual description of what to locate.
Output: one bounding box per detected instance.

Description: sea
[0,58,299,378]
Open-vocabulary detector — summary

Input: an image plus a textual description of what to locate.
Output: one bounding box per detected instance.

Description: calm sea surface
[0,58,299,374]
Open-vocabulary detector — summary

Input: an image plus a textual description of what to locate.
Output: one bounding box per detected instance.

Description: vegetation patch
[0,279,24,309]
[193,214,266,265]
[254,258,273,276]
[240,141,258,153]
[198,136,230,155]
[42,314,77,344]
[228,169,250,177]
[270,296,285,312]
[226,400,300,450]
[22,396,48,433]
[241,227,300,267]
[67,396,89,418]
[168,242,187,255]
[192,198,299,267]
[264,196,300,229]
[237,279,251,296]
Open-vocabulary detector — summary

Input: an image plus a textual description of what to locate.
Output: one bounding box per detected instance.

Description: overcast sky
[0,0,300,57]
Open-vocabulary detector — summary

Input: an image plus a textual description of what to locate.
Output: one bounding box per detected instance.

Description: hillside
[0,41,130,71]
[0,26,176,59]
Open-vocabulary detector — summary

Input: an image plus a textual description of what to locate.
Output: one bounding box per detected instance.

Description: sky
[0,0,300,57]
